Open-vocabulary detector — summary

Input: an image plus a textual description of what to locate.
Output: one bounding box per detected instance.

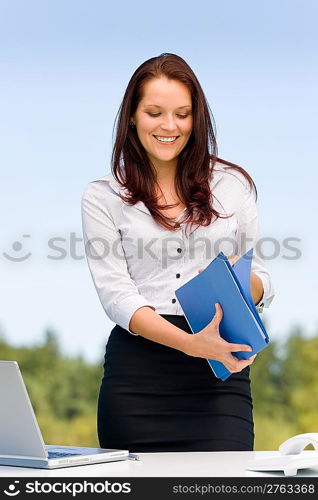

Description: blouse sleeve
[81,182,156,334]
[235,181,275,311]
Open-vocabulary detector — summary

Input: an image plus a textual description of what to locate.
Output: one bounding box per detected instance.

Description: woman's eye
[147,112,190,119]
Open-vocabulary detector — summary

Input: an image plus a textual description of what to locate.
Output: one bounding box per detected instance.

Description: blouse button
[172,298,176,304]
[176,273,181,278]
[177,248,182,253]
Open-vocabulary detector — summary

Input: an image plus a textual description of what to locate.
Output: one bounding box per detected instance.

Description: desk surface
[1,451,318,477]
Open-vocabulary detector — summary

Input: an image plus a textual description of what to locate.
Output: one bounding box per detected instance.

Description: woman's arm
[130,303,256,374]
[129,306,193,351]
[227,256,264,305]
[81,181,157,335]
[250,272,264,305]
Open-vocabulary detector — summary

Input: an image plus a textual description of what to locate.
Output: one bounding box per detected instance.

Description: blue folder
[175,248,269,381]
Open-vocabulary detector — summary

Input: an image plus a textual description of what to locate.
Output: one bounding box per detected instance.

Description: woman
[81,53,275,452]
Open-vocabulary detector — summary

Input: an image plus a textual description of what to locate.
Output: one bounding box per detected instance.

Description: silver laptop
[0,361,129,469]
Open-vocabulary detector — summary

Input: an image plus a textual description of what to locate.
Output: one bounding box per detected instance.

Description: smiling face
[131,76,193,174]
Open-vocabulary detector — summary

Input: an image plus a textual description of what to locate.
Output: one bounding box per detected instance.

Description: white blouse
[81,162,275,335]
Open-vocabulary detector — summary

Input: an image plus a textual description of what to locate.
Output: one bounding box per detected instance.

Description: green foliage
[1,324,318,450]
[251,326,318,450]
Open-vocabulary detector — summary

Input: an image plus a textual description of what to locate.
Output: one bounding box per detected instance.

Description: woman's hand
[184,303,256,373]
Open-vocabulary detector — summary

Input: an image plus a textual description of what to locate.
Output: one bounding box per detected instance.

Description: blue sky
[1,0,317,361]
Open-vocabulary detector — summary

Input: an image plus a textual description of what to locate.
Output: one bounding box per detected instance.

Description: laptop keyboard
[48,451,81,458]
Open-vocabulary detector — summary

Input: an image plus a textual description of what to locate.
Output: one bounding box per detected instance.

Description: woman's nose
[160,115,177,132]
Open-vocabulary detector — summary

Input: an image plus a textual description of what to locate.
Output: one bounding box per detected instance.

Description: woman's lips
[153,135,179,145]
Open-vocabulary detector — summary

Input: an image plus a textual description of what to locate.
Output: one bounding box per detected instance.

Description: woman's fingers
[223,354,257,373]
[209,304,252,351]
[225,343,253,353]
[210,303,223,326]
[194,302,257,374]
[210,303,253,353]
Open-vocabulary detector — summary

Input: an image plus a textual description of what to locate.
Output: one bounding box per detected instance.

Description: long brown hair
[111,53,256,233]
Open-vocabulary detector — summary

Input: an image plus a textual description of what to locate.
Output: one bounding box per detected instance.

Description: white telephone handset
[279,433,318,455]
[246,433,318,476]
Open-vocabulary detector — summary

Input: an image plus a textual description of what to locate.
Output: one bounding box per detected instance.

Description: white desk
[1,452,318,477]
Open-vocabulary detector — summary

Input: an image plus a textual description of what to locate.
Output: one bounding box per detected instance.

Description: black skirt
[97,314,254,452]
